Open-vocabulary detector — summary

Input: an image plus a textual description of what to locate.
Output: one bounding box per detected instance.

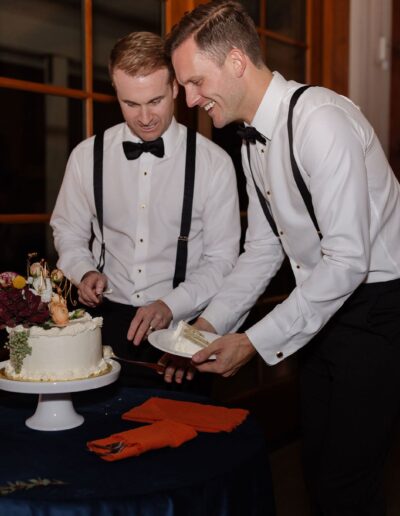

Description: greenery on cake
[5,330,31,374]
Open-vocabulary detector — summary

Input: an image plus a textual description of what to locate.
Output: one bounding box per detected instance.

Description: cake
[172,321,210,355]
[4,313,108,382]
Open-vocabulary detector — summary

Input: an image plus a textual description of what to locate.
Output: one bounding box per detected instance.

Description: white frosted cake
[4,313,108,381]
[172,321,210,354]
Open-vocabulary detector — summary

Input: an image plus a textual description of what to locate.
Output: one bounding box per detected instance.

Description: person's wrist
[81,270,99,282]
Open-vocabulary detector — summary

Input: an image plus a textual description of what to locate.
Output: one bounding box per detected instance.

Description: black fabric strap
[288,85,322,238]
[93,131,106,272]
[173,127,197,288]
[246,142,279,238]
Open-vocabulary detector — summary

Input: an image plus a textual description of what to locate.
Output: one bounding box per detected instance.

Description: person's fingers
[163,365,176,383]
[191,339,220,364]
[127,313,143,341]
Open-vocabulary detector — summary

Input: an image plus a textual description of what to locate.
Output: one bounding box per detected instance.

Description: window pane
[264,38,306,83]
[266,0,306,42]
[0,88,83,214]
[93,100,122,135]
[0,0,83,88]
[0,224,57,274]
[93,1,163,95]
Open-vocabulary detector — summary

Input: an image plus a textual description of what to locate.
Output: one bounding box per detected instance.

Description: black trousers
[90,299,213,394]
[300,278,400,516]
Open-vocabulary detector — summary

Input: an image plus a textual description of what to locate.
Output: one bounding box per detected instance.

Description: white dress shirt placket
[131,152,154,305]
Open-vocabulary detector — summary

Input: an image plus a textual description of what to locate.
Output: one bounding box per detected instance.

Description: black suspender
[92,127,197,286]
[173,127,196,288]
[251,84,322,240]
[287,85,321,238]
[245,142,279,237]
[93,131,105,272]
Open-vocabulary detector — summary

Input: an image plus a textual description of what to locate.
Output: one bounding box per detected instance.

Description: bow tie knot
[237,126,266,145]
[123,137,165,160]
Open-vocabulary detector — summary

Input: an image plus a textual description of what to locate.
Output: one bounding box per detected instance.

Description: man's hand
[193,317,217,334]
[78,271,108,307]
[191,333,257,377]
[157,353,196,384]
[127,300,173,345]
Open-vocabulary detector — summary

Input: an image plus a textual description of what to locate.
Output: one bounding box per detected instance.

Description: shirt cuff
[201,299,240,335]
[67,261,98,286]
[245,314,305,366]
[160,287,196,323]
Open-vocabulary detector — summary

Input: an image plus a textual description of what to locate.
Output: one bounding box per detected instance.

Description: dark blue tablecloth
[0,383,276,516]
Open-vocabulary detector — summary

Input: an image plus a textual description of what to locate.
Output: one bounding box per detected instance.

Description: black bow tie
[122,137,165,160]
[237,126,266,145]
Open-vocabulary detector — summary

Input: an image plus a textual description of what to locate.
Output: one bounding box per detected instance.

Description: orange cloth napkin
[87,419,198,462]
[122,397,249,433]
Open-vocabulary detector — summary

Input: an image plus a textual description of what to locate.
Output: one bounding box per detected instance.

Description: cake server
[104,346,165,373]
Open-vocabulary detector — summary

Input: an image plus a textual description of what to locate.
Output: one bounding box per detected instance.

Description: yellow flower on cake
[11,275,26,289]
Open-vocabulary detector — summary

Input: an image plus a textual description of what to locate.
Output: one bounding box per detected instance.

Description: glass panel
[93,0,163,95]
[0,0,83,88]
[93,99,123,135]
[0,224,57,274]
[264,38,306,83]
[266,0,306,42]
[0,88,83,215]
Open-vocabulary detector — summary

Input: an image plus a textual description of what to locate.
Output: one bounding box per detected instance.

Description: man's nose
[185,87,201,108]
[139,106,152,124]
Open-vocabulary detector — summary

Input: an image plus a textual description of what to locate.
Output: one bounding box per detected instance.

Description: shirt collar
[122,117,179,158]
[251,71,290,141]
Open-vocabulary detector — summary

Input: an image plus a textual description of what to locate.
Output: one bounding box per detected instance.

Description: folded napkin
[87,419,197,462]
[122,397,249,433]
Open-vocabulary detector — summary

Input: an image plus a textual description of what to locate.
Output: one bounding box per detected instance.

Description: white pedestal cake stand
[0,360,120,431]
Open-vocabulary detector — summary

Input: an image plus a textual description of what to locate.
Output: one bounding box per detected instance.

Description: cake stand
[0,360,120,431]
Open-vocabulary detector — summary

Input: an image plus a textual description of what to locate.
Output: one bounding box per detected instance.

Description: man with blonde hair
[51,31,240,389]
[167,1,400,513]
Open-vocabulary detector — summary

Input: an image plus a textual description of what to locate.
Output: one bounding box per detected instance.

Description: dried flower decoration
[0,253,82,330]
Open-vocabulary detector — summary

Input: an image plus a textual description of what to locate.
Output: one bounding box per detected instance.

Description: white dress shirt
[202,72,400,365]
[51,118,240,323]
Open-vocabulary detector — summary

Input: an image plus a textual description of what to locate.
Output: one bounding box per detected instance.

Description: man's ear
[172,78,179,99]
[228,48,247,78]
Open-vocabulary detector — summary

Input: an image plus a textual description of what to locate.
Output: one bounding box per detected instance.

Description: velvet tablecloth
[0,383,276,516]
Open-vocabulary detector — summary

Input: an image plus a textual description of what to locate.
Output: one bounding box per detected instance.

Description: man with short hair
[51,31,240,388]
[166,1,400,514]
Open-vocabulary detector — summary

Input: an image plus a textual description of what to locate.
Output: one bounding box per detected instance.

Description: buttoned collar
[251,71,291,142]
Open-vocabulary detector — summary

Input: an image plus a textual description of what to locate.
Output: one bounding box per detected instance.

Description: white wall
[349,0,392,155]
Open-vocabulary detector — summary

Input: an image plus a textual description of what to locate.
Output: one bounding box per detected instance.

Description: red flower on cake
[0,285,49,329]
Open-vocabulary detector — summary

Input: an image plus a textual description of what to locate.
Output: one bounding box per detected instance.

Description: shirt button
[140,204,146,209]
[279,230,284,235]
[296,265,300,269]
[266,191,271,195]
[276,351,283,359]
[136,293,140,298]
[144,171,148,176]
[139,238,144,243]
[138,269,142,273]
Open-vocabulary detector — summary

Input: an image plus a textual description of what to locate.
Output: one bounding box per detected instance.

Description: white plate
[148,329,218,359]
